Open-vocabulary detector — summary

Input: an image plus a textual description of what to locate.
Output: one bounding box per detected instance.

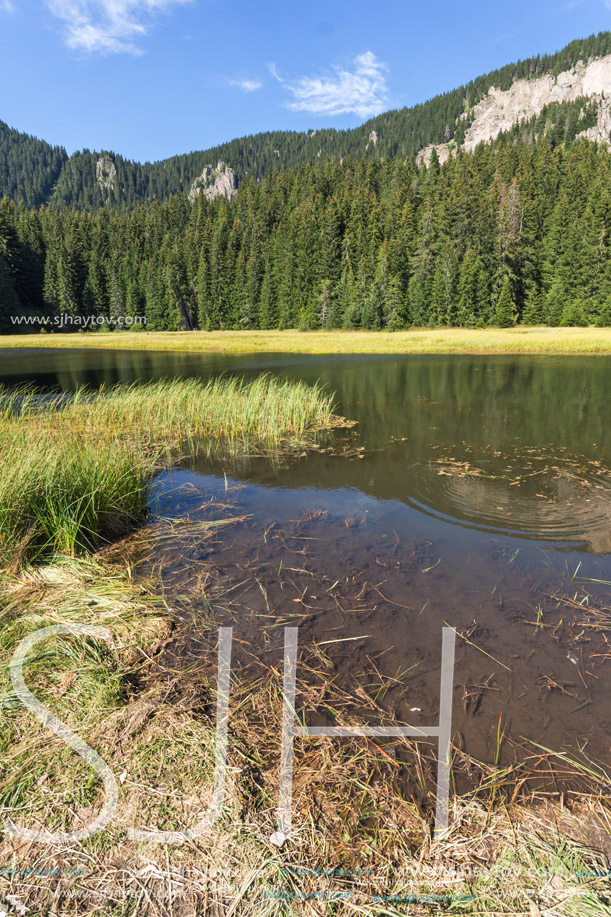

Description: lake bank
[0,376,339,564]
[2,325,611,354]
[1,357,611,915]
[2,534,611,916]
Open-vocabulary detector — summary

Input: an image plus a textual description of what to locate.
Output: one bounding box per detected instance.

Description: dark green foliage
[491,98,600,151]
[2,137,611,331]
[522,287,544,324]
[0,121,67,208]
[495,276,517,327]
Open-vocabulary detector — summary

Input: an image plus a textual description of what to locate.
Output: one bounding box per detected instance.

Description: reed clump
[0,376,338,564]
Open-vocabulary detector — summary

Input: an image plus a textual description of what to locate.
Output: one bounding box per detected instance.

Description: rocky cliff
[418,54,611,165]
[3,32,611,209]
[96,154,117,192]
[188,160,238,203]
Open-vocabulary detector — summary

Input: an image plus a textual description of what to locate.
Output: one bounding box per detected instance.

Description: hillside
[2,137,611,333]
[2,31,611,335]
[0,121,67,208]
[1,30,610,210]
[419,53,611,165]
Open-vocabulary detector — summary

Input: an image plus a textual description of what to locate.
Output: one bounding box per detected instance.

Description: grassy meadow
[2,325,611,354]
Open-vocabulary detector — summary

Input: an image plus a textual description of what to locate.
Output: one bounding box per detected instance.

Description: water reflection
[1,348,610,553]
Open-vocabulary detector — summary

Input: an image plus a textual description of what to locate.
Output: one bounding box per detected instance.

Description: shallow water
[3,347,611,786]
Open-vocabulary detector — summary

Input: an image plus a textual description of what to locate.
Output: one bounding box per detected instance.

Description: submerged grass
[0,376,338,564]
[2,326,611,354]
[2,552,611,916]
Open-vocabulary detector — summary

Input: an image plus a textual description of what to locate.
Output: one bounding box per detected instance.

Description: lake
[3,347,611,789]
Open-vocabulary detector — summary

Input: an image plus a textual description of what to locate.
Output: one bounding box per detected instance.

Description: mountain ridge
[1,30,611,210]
[418,52,611,165]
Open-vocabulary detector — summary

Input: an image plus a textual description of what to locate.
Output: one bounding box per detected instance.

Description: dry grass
[2,326,611,354]
[2,549,611,916]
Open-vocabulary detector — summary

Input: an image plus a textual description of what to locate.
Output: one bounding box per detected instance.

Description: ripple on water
[407,447,611,552]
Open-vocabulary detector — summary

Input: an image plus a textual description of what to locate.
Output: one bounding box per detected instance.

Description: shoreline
[2,358,611,914]
[2,532,611,916]
[2,326,611,355]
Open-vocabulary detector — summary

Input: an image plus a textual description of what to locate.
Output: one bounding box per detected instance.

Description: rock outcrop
[418,54,611,165]
[188,161,238,203]
[96,154,117,192]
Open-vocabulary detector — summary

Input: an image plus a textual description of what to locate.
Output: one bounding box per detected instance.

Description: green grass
[0,376,337,564]
[69,375,336,444]
[2,325,611,354]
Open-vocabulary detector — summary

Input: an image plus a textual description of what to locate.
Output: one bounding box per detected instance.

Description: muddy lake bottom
[4,348,611,804]
[133,466,611,803]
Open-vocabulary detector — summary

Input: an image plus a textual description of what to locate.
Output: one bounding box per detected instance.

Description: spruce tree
[495,276,516,327]
[456,250,478,327]
[521,287,544,324]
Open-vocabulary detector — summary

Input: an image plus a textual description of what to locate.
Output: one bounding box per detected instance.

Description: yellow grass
[2,326,611,354]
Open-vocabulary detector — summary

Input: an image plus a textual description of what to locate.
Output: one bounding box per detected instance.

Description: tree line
[1,136,611,332]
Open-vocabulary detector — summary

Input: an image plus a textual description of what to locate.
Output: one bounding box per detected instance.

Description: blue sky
[1,0,610,162]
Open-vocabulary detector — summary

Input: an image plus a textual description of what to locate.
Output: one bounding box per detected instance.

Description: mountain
[2,31,611,335]
[0,121,67,208]
[1,30,611,210]
[418,53,611,165]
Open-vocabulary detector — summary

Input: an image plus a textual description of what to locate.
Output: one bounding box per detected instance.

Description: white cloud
[281,51,389,118]
[226,77,263,92]
[267,61,282,83]
[0,0,15,12]
[46,0,191,54]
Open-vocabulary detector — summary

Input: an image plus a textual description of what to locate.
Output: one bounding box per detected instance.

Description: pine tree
[559,302,588,326]
[0,243,20,332]
[595,256,611,326]
[456,249,479,327]
[340,266,363,328]
[3,125,611,333]
[494,276,517,327]
[521,287,544,324]
[258,264,276,330]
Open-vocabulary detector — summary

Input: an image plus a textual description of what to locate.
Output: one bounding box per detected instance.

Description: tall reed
[0,376,336,564]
